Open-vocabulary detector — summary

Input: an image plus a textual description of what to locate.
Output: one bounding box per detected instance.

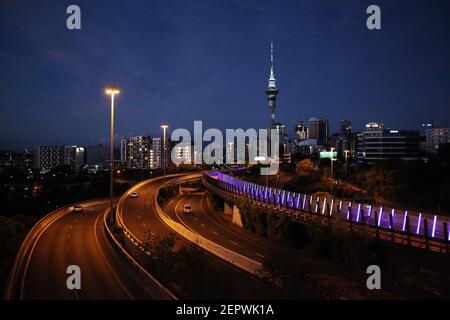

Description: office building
[357,122,420,162]
[426,128,450,153]
[307,117,329,145]
[34,146,64,172]
[64,146,85,172]
[295,121,307,141]
[340,120,352,137]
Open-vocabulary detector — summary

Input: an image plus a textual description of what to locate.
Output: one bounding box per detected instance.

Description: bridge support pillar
[232,204,243,227]
[224,201,233,216]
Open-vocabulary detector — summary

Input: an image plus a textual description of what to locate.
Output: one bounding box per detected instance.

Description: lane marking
[255,253,265,258]
[229,240,238,246]
[18,199,110,299]
[201,223,206,228]
[199,196,269,252]
[142,222,146,227]
[67,234,70,239]
[212,231,219,235]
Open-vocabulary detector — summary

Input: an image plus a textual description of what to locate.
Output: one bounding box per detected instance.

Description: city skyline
[1,0,450,149]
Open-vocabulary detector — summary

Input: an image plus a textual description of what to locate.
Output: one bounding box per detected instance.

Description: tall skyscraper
[266,42,279,148]
[307,117,329,145]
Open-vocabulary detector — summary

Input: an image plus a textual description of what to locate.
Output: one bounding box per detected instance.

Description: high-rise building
[150,137,162,169]
[64,146,85,172]
[348,132,359,159]
[358,122,420,162]
[172,143,192,166]
[120,136,151,169]
[34,146,64,172]
[340,120,352,137]
[295,121,307,141]
[307,117,329,145]
[274,122,292,163]
[426,128,450,153]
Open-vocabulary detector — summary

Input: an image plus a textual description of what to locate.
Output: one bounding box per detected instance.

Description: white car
[73,205,83,213]
[183,204,193,215]
[130,191,139,198]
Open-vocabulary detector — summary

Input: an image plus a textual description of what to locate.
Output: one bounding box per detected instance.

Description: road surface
[18,199,167,299]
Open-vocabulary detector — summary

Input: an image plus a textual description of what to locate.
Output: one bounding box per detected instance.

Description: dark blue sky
[1,0,449,149]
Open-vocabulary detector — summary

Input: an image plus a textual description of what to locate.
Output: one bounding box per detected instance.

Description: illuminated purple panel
[368,205,372,217]
[281,192,285,205]
[391,209,395,228]
[377,207,383,227]
[432,215,437,238]
[416,213,422,234]
[296,194,301,209]
[356,204,361,222]
[322,198,327,214]
[302,195,307,209]
[402,211,408,232]
[329,199,334,216]
[346,202,352,220]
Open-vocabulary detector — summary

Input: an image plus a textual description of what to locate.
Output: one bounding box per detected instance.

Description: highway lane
[21,200,164,299]
[165,191,271,263]
[119,177,178,242]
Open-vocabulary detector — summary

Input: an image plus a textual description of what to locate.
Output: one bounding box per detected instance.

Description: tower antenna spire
[270,41,274,77]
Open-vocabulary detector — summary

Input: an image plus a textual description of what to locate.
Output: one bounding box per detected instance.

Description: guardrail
[202,172,450,254]
[102,206,177,299]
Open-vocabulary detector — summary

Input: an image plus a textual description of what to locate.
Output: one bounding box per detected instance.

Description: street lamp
[161,123,169,182]
[330,147,336,196]
[344,149,350,177]
[105,85,120,218]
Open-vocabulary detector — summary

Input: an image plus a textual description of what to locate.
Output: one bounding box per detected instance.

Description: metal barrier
[202,172,450,254]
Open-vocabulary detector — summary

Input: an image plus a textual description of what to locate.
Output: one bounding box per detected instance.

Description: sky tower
[266,42,279,152]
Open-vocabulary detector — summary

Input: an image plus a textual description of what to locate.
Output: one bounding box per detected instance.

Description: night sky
[1,0,449,149]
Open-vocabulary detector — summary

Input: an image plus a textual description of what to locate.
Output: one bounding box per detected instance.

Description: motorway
[165,191,271,263]
[119,174,274,265]
[16,199,169,300]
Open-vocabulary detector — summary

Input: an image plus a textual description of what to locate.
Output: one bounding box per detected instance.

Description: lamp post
[330,147,335,196]
[105,85,120,218]
[161,123,168,183]
[344,149,349,177]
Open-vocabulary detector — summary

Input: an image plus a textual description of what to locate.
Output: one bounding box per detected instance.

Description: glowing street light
[105,85,120,218]
[161,123,169,182]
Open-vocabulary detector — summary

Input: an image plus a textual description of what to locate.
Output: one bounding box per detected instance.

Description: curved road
[165,191,272,264]
[19,199,166,299]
